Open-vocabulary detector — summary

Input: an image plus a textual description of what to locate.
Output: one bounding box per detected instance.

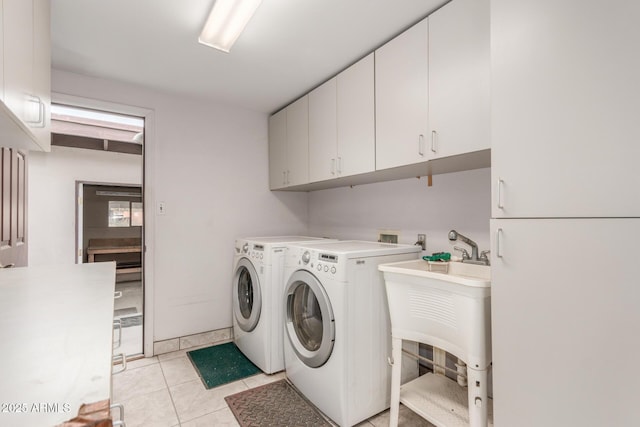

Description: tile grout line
[158,358,183,427]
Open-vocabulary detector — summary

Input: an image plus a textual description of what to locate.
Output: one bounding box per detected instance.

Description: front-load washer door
[233,257,262,332]
[285,270,335,368]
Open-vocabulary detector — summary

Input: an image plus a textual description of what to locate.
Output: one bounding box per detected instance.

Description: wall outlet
[157,201,166,215]
[417,234,426,250]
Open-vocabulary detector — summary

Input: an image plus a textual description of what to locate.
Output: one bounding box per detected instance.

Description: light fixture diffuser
[198,0,263,53]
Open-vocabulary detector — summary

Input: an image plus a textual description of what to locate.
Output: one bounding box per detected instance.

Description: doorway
[51,101,146,358]
[77,182,144,357]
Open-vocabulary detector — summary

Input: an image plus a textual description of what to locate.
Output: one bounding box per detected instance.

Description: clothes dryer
[232,236,335,374]
[282,241,421,426]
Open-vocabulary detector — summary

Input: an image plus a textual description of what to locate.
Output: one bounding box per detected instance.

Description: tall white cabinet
[491,0,640,425]
[491,0,640,218]
[490,219,640,426]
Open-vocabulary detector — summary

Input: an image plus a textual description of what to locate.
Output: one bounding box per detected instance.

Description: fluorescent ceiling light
[199,0,263,53]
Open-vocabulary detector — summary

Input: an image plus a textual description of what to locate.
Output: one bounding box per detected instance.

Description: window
[108,201,131,227]
[51,103,144,155]
[131,202,143,227]
[108,201,143,227]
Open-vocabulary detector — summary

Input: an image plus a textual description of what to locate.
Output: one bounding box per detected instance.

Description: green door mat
[187,342,262,389]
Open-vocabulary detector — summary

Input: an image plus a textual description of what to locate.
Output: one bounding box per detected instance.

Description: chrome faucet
[448,230,489,265]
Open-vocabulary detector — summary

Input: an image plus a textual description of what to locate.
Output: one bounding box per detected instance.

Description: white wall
[29,146,142,266]
[44,70,309,341]
[308,168,491,257]
[39,70,488,345]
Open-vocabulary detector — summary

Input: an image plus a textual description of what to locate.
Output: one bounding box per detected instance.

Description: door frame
[75,180,142,265]
[55,92,156,357]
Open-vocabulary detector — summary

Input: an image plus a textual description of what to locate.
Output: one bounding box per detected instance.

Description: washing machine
[283,240,421,426]
[232,236,335,374]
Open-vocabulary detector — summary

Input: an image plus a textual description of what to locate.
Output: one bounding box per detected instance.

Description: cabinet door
[0,2,4,99]
[490,218,640,426]
[491,0,640,217]
[428,0,489,159]
[308,78,337,183]
[2,0,33,125]
[0,148,28,268]
[268,110,287,190]
[337,53,375,178]
[285,96,309,186]
[375,19,429,170]
[30,0,51,151]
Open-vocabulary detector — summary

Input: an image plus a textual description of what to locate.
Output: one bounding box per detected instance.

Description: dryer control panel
[286,247,345,281]
[250,244,264,260]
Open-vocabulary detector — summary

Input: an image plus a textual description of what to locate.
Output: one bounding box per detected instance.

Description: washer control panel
[250,244,264,260]
[290,248,343,280]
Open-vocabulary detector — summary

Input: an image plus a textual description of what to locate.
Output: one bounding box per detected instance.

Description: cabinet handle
[110,403,125,423]
[26,95,45,127]
[496,228,504,258]
[418,134,424,156]
[112,353,127,374]
[431,130,437,153]
[37,101,45,128]
[497,178,505,209]
[331,158,336,175]
[113,319,122,349]
[337,157,342,174]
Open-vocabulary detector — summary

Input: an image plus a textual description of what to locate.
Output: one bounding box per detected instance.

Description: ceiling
[51,0,448,114]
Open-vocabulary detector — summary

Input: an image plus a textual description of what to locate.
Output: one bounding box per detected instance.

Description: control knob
[301,251,311,264]
[242,243,249,253]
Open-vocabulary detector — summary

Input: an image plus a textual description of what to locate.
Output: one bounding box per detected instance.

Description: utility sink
[379,259,493,427]
[378,259,490,288]
[379,259,492,371]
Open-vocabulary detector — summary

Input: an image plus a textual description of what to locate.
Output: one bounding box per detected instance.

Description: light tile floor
[112,344,434,427]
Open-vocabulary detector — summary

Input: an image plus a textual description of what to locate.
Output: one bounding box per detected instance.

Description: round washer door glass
[285,270,334,368]
[233,257,261,332]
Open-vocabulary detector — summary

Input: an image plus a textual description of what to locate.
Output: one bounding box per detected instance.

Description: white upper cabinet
[0,0,51,152]
[309,53,375,183]
[375,19,429,170]
[269,97,310,190]
[336,53,375,178]
[491,0,640,217]
[285,96,309,187]
[30,0,51,150]
[309,78,337,183]
[428,0,489,159]
[268,109,287,190]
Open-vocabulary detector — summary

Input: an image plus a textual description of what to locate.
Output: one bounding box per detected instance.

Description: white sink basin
[378,259,490,288]
[379,258,492,380]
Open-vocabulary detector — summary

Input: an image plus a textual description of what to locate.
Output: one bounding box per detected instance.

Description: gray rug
[224,379,331,427]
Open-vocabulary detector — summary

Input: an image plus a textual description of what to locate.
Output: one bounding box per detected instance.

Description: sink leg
[389,336,402,427]
[467,367,488,427]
